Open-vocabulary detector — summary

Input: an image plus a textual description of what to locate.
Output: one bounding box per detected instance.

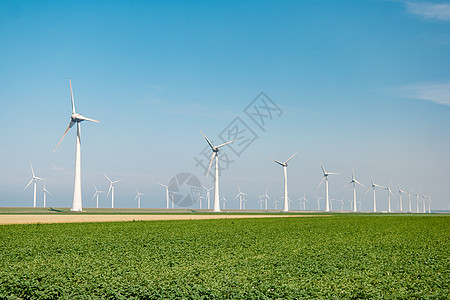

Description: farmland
[0,214,448,299]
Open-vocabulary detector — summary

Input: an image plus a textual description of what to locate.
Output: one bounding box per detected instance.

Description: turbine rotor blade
[216,139,236,149]
[207,152,215,176]
[317,177,325,189]
[24,179,33,191]
[54,121,75,152]
[104,174,112,183]
[319,162,326,175]
[70,78,75,114]
[285,150,299,164]
[77,115,100,123]
[107,184,112,197]
[273,160,284,166]
[29,161,35,177]
[200,131,215,150]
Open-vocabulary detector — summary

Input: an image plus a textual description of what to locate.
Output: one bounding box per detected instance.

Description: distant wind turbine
[297,193,307,210]
[54,79,100,212]
[201,131,236,212]
[398,186,408,212]
[42,181,52,208]
[24,162,45,208]
[365,176,384,212]
[273,196,279,210]
[315,196,322,211]
[414,193,420,213]
[105,174,121,208]
[134,187,144,209]
[318,162,339,212]
[159,182,173,209]
[344,169,364,212]
[92,184,103,208]
[222,196,227,209]
[257,196,264,210]
[234,185,247,210]
[259,186,271,210]
[273,151,298,212]
[384,181,394,213]
[407,190,412,212]
[201,185,213,210]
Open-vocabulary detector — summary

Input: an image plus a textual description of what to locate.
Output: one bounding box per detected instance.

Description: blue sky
[0,0,449,210]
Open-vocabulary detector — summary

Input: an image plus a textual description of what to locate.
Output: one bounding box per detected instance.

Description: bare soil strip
[0,214,327,225]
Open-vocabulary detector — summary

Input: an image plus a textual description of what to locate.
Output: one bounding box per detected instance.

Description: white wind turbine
[257,196,264,210]
[259,186,271,210]
[273,151,298,212]
[344,169,364,212]
[222,196,227,209]
[407,190,412,212]
[201,185,213,210]
[318,162,339,212]
[421,194,426,213]
[315,196,322,211]
[424,195,431,213]
[384,181,394,213]
[24,162,45,208]
[92,184,103,208]
[42,181,52,208]
[365,176,384,212]
[201,131,236,212]
[273,196,279,210]
[134,187,144,209]
[414,193,420,213]
[105,175,121,208]
[159,182,173,209]
[398,186,408,212]
[54,79,100,212]
[234,185,247,210]
[297,193,307,210]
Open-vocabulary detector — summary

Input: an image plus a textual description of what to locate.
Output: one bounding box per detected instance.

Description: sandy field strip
[0,214,327,225]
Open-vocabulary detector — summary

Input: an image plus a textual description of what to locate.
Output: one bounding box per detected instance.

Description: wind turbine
[273,151,298,212]
[24,162,45,208]
[234,185,247,210]
[414,193,420,213]
[318,162,339,212]
[365,176,384,212]
[42,181,52,208]
[257,196,264,210]
[105,174,121,208]
[344,169,364,212]
[273,196,279,210]
[384,181,394,213]
[398,186,408,212]
[91,184,103,208]
[407,190,412,212]
[421,194,426,213]
[260,186,271,210]
[201,185,213,210]
[315,196,322,211]
[134,187,144,209]
[425,195,431,213]
[297,193,307,210]
[222,196,227,209]
[54,79,100,212]
[201,131,236,212]
[159,182,173,209]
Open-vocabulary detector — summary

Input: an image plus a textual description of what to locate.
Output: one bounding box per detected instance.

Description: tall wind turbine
[344,169,364,212]
[384,181,394,213]
[54,79,100,212]
[159,182,173,209]
[407,190,412,212]
[365,176,384,212]
[105,175,121,208]
[42,182,52,208]
[318,162,339,212]
[24,162,45,208]
[134,187,144,209]
[398,186,407,212]
[201,131,236,212]
[92,184,103,208]
[273,151,298,212]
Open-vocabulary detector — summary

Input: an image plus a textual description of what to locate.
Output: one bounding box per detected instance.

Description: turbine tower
[54,79,100,212]
[365,176,384,212]
[344,169,364,212]
[24,162,44,208]
[318,162,339,212]
[42,181,52,208]
[134,187,144,209]
[273,151,298,212]
[407,191,412,212]
[92,184,103,208]
[201,131,236,212]
[105,174,121,208]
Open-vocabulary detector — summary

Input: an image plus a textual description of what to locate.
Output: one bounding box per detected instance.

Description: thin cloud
[384,82,450,106]
[404,1,450,21]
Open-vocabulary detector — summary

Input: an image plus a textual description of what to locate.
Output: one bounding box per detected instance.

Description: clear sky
[1,0,449,211]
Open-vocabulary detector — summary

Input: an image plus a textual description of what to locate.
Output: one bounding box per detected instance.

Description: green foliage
[0,215,448,299]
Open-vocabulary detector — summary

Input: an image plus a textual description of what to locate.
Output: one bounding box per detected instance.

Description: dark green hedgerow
[0,215,448,299]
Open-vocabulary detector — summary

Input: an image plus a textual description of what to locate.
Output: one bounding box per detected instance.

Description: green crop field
[0,215,448,299]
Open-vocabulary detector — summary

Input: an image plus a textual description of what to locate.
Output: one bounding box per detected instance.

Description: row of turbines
[23,79,433,213]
